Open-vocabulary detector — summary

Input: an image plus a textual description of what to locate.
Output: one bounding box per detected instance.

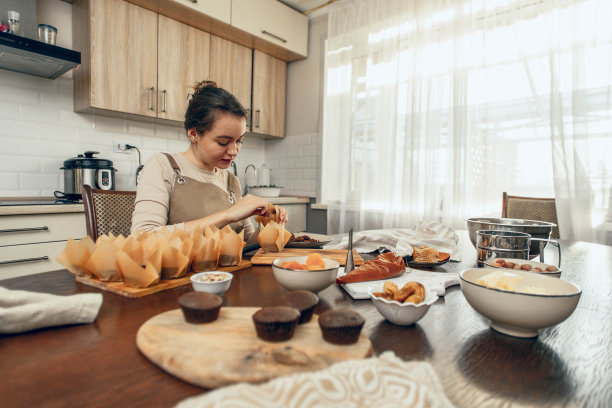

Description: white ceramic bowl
[190,271,233,296]
[460,268,581,338]
[368,286,438,326]
[485,257,562,278]
[271,256,339,292]
[249,186,282,198]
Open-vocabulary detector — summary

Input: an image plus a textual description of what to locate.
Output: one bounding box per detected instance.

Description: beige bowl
[271,256,339,292]
[460,268,581,338]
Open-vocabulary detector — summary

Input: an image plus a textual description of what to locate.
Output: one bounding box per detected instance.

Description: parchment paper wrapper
[84,241,121,281]
[257,221,292,252]
[218,225,246,266]
[56,236,95,277]
[116,250,160,288]
[191,227,222,272]
[254,203,282,227]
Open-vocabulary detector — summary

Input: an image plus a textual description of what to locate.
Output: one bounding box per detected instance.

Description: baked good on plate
[318,309,365,345]
[252,306,301,342]
[273,290,319,324]
[178,292,223,323]
[336,252,405,284]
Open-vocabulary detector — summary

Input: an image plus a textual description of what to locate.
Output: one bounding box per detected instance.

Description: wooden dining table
[1,232,610,408]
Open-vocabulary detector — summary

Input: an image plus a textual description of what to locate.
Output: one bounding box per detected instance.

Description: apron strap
[163,153,186,185]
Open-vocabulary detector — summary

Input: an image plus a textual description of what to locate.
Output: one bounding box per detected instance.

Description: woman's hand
[224,194,269,222]
[224,194,289,225]
[273,205,288,225]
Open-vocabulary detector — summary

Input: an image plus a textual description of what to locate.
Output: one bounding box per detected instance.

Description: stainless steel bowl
[466,218,555,257]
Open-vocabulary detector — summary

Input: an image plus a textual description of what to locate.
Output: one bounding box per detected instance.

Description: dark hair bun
[194,80,217,93]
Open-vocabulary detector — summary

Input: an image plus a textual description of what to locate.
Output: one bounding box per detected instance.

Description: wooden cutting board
[251,248,364,266]
[76,260,252,298]
[136,307,372,389]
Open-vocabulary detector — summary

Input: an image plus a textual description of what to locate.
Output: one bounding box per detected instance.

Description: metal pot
[58,151,115,199]
[466,217,556,258]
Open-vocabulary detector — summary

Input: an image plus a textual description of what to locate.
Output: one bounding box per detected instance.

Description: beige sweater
[131,152,255,240]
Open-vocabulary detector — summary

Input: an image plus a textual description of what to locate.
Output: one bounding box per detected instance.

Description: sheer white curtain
[321,0,612,244]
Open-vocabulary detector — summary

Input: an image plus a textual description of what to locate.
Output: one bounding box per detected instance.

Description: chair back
[82,184,137,240]
[502,192,560,238]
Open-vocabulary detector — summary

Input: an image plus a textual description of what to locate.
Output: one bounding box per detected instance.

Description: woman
[131,80,287,243]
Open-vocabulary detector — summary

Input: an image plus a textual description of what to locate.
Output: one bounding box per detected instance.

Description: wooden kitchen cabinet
[0,212,86,280]
[74,0,210,124]
[209,35,252,119]
[169,0,231,24]
[73,0,158,117]
[231,0,308,58]
[157,15,210,122]
[251,50,286,138]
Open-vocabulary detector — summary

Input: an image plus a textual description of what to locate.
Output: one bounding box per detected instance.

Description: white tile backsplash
[0,69,320,198]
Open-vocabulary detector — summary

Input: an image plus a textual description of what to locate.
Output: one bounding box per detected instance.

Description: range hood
[0,31,80,79]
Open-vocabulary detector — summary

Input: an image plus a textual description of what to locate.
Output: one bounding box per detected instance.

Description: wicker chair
[502,192,560,238]
[82,184,137,241]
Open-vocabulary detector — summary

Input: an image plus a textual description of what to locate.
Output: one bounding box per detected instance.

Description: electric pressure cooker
[56,151,116,200]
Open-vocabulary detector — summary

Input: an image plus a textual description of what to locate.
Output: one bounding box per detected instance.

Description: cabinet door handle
[161,89,167,112]
[149,87,155,111]
[0,256,49,266]
[261,30,287,43]
[255,109,261,129]
[0,226,49,234]
[191,0,197,3]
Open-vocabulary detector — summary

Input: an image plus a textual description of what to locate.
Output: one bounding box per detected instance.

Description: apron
[163,153,243,233]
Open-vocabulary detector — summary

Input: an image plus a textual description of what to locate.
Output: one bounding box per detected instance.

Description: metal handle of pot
[530,238,561,267]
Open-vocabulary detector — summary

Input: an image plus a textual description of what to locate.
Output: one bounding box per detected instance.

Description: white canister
[257,164,270,186]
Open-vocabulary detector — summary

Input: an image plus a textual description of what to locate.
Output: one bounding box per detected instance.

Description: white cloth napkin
[337,267,460,299]
[175,351,455,408]
[0,286,103,334]
[324,221,461,261]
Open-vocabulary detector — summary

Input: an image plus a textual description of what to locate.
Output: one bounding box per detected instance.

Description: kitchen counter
[0,234,610,407]
[0,196,310,216]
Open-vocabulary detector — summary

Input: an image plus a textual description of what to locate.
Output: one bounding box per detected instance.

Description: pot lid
[62,151,114,169]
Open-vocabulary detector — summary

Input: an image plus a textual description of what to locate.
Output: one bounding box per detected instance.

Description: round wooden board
[136,307,373,389]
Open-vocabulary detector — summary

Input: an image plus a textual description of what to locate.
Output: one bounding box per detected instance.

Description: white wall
[267,14,327,197]
[0,0,324,199]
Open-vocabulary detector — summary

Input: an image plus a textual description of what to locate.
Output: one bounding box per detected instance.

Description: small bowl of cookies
[368,281,439,325]
[485,258,561,278]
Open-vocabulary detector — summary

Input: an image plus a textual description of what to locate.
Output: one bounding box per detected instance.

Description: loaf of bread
[336,252,405,284]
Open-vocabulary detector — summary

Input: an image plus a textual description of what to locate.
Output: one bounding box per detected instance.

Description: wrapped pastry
[191,226,221,272]
[83,241,121,281]
[257,221,292,252]
[116,250,160,288]
[160,236,190,279]
[56,236,95,277]
[336,252,405,284]
[142,234,161,267]
[218,225,246,266]
[121,235,144,266]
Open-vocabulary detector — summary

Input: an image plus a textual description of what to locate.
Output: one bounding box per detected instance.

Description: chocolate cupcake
[318,309,365,345]
[273,290,319,324]
[178,292,223,324]
[252,306,301,342]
